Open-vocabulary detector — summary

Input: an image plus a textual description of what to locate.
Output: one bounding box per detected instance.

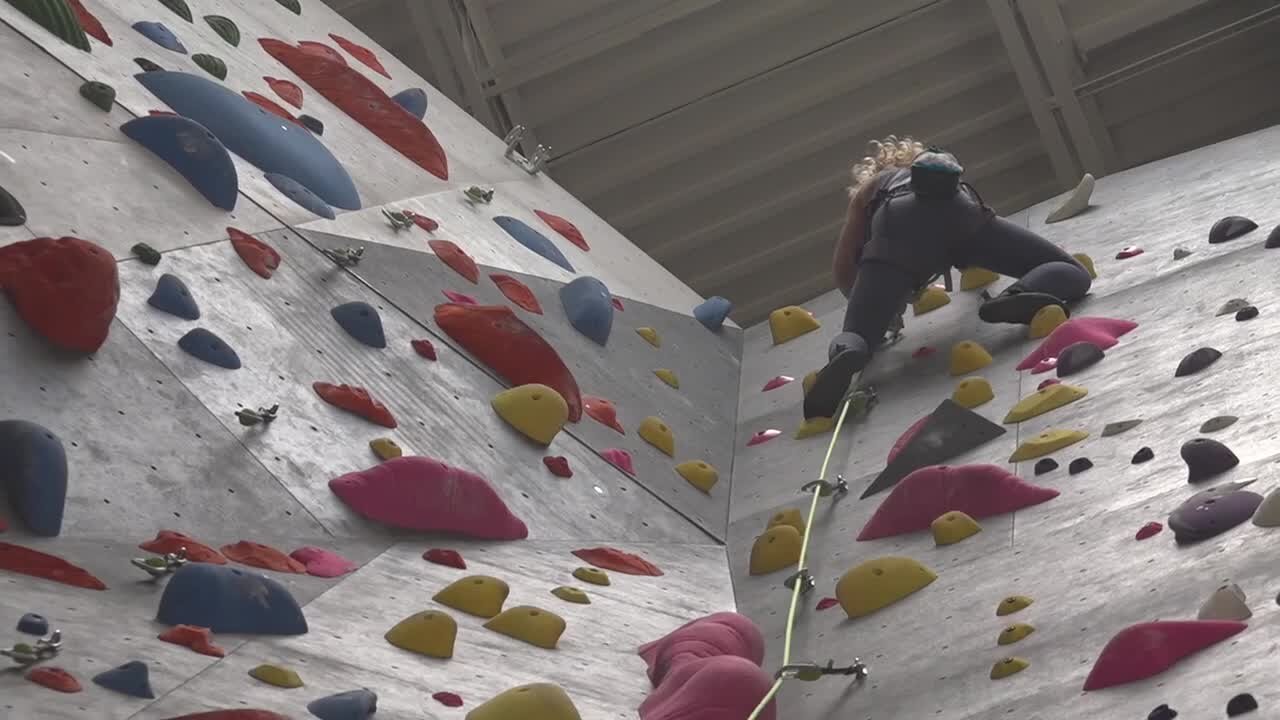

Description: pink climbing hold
[912,346,936,359]
[543,456,572,478]
[442,290,477,305]
[746,430,781,447]
[288,546,357,578]
[423,548,466,569]
[329,456,528,539]
[534,210,590,252]
[638,612,765,686]
[573,547,663,576]
[1136,522,1163,541]
[602,448,635,476]
[761,376,794,392]
[432,691,463,708]
[1017,317,1138,371]
[1037,378,1060,391]
[612,297,625,312]
[857,464,1059,541]
[1032,357,1057,374]
[887,414,929,464]
[411,339,437,360]
[1083,620,1247,691]
[639,655,775,720]
[815,597,839,611]
[1115,246,1144,259]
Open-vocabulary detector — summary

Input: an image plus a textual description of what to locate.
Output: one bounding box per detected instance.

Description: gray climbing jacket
[858,168,993,278]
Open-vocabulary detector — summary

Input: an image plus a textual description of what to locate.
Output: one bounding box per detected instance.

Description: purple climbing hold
[147,273,200,320]
[308,688,378,719]
[1236,306,1259,321]
[0,420,68,536]
[1181,438,1238,483]
[331,301,386,349]
[1175,347,1221,377]
[391,88,427,120]
[1227,693,1258,716]
[1266,224,1280,249]
[1148,704,1177,720]
[1055,341,1103,377]
[1168,482,1261,544]
[494,216,574,273]
[133,21,187,54]
[92,661,155,699]
[1033,458,1057,476]
[0,182,25,225]
[177,328,241,369]
[265,172,334,219]
[1208,216,1257,244]
[559,276,614,346]
[157,563,307,634]
[121,114,238,211]
[1068,458,1092,475]
[1132,446,1154,464]
[17,612,47,635]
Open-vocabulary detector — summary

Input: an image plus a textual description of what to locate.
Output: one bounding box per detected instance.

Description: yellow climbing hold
[1073,253,1097,278]
[369,437,402,461]
[638,416,675,457]
[911,286,950,316]
[990,657,1029,680]
[767,507,806,537]
[248,664,303,688]
[483,606,566,649]
[636,327,661,347]
[794,416,834,439]
[951,377,994,409]
[675,460,718,493]
[836,556,937,619]
[573,566,610,586]
[748,525,802,576]
[654,368,680,389]
[998,623,1035,646]
[491,383,568,446]
[997,594,1033,616]
[931,511,981,546]
[1003,384,1087,424]
[769,305,820,345]
[385,610,458,659]
[1028,304,1067,339]
[801,370,819,397]
[960,267,1000,291]
[1009,429,1088,462]
[551,586,590,604]
[949,341,992,376]
[433,575,510,618]
[467,683,583,720]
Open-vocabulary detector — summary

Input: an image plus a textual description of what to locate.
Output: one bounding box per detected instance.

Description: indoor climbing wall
[0,1,745,718]
[731,124,1280,719]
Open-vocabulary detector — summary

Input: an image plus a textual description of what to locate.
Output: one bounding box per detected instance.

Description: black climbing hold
[202,14,240,46]
[1168,481,1261,544]
[1227,693,1258,716]
[1200,415,1238,433]
[1181,437,1238,483]
[861,398,1006,499]
[331,301,387,349]
[133,21,187,54]
[1267,224,1280,249]
[298,114,324,135]
[1068,458,1092,475]
[0,183,26,226]
[135,57,164,72]
[1209,215,1258,244]
[1172,248,1192,260]
[1101,419,1142,437]
[159,0,192,23]
[1033,458,1058,476]
[0,420,68,536]
[1236,306,1258,321]
[192,53,227,81]
[79,80,115,112]
[392,88,428,120]
[308,688,378,720]
[1147,704,1177,720]
[1055,341,1104,377]
[6,0,91,52]
[147,274,200,320]
[1131,446,1154,464]
[17,613,47,635]
[1175,347,1221,377]
[92,660,155,699]
[177,327,241,369]
[1216,298,1250,316]
[132,242,161,265]
[275,0,302,14]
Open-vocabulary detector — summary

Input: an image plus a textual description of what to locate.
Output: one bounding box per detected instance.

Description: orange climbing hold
[313,382,398,428]
[140,530,227,564]
[329,34,392,78]
[435,304,582,422]
[0,236,119,354]
[26,666,81,693]
[228,227,281,279]
[582,395,624,433]
[66,0,111,46]
[220,541,306,574]
[159,624,226,657]
[490,274,543,314]
[241,91,300,124]
[572,547,663,576]
[0,542,106,590]
[428,239,479,284]
[534,210,590,252]
[264,77,304,108]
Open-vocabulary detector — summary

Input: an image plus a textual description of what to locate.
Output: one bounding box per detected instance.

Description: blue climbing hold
[133,21,187,54]
[559,276,614,346]
[178,328,241,369]
[17,613,48,636]
[92,661,156,699]
[121,114,238,211]
[147,273,201,320]
[694,296,733,331]
[135,72,360,210]
[308,688,379,720]
[156,564,307,635]
[391,88,427,120]
[265,172,335,219]
[0,420,68,537]
[494,216,574,273]
[331,302,386,349]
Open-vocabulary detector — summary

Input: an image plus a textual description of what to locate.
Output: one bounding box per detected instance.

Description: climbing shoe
[979,288,1068,325]
[803,348,870,420]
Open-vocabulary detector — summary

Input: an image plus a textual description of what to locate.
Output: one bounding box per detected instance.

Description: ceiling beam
[419,0,501,133]
[1074,0,1214,54]
[460,0,541,146]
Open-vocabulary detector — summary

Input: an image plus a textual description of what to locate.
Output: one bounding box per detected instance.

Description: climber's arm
[832,177,879,297]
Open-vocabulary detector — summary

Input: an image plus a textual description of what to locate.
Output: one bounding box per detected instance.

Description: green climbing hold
[135,57,164,72]
[274,0,301,14]
[79,80,115,112]
[191,53,226,80]
[202,15,240,46]
[132,242,161,265]
[5,0,91,52]
[159,0,191,22]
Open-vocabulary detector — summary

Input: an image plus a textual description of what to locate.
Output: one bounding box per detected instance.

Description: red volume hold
[0,236,119,353]
[1083,620,1247,691]
[0,542,107,590]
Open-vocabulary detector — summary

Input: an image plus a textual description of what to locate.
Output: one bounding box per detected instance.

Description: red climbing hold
[313,382,397,428]
[573,547,663,576]
[159,624,226,657]
[1115,246,1144,259]
[428,239,479,284]
[912,346,936,359]
[761,376,794,392]
[140,530,227,564]
[26,666,81,693]
[423,548,466,569]
[162,711,289,720]
[583,395,624,433]
[263,77,304,109]
[602,448,635,476]
[403,210,438,232]
[434,304,582,422]
[1083,620,1247,691]
[746,429,781,447]
[543,456,572,478]
[220,541,306,574]
[534,210,590,252]
[1037,378,1060,391]
[490,274,543,314]
[432,692,463,708]
[857,464,1059,541]
[0,542,106,590]
[241,91,300,124]
[289,546,357,577]
[411,339,437,360]
[228,227,281,279]
[66,0,111,46]
[612,297,625,312]
[329,456,528,539]
[442,290,477,305]
[887,415,929,464]
[329,34,392,79]
[297,41,346,65]
[0,236,119,354]
[816,597,839,611]
[1017,317,1138,371]
[1136,522,1163,540]
[261,39,449,180]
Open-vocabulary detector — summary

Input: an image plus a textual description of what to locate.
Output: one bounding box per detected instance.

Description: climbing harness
[236,404,279,427]
[131,547,188,578]
[2,630,62,666]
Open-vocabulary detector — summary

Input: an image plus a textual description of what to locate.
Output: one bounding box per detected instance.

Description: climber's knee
[1019,260,1091,301]
[828,331,871,363]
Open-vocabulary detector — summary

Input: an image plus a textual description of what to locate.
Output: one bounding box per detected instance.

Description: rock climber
[803,136,1092,420]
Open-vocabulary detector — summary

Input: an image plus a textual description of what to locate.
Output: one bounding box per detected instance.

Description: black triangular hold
[860,398,1007,499]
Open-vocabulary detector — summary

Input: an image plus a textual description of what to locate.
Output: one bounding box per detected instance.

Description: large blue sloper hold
[157,564,308,635]
[391,88,427,120]
[121,115,238,211]
[0,420,68,537]
[133,21,187,54]
[265,172,335,219]
[331,301,386,349]
[178,328,241,369]
[135,71,361,210]
[493,216,574,273]
[694,296,733,331]
[92,661,156,699]
[147,273,201,320]
[559,276,614,346]
[308,688,379,720]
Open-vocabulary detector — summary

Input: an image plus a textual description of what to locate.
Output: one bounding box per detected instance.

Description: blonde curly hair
[848,135,926,197]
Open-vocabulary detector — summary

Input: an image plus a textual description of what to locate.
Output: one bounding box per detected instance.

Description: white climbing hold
[1197,583,1251,621]
[1251,486,1280,527]
[1045,173,1094,224]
